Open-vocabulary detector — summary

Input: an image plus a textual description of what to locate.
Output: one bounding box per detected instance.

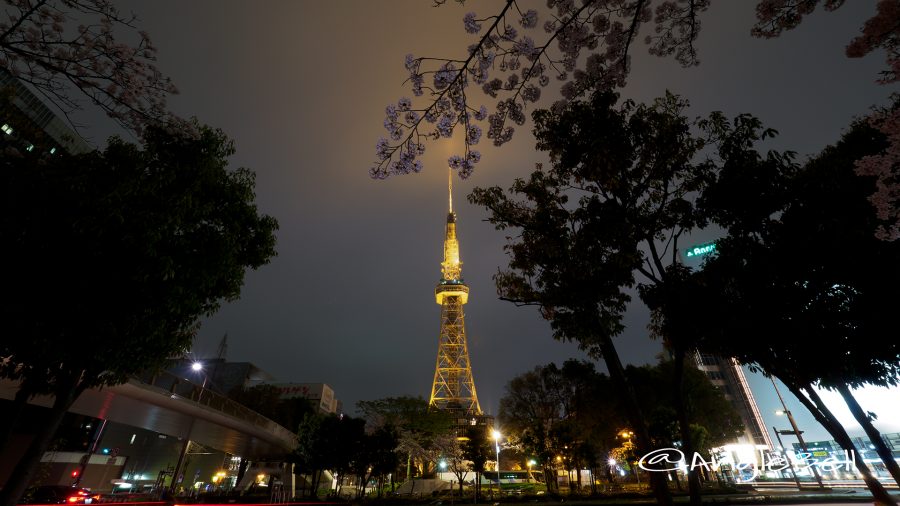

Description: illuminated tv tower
[428,169,482,415]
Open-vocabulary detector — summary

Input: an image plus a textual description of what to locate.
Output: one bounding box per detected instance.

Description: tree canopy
[499,359,743,489]
[2,124,278,394]
[0,122,278,506]
[688,116,900,501]
[470,89,795,504]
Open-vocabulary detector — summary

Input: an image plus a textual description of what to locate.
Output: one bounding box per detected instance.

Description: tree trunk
[597,334,673,506]
[671,470,682,491]
[0,383,33,455]
[785,381,896,506]
[836,383,900,488]
[672,346,702,506]
[0,376,83,506]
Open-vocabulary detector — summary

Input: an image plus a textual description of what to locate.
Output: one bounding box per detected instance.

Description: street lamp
[492,429,501,496]
[771,379,824,488]
[617,430,639,486]
[527,459,536,482]
[772,425,802,490]
[190,361,209,402]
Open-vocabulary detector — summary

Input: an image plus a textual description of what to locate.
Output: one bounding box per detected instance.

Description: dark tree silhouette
[471,90,783,505]
[0,123,278,506]
[694,117,900,504]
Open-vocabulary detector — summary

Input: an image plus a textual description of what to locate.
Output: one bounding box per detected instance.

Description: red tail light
[66,491,90,503]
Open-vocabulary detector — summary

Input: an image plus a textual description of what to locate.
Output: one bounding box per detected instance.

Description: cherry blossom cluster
[844,0,900,85]
[855,103,900,241]
[842,0,900,240]
[371,0,715,181]
[373,98,426,178]
[0,0,182,136]
[646,0,711,66]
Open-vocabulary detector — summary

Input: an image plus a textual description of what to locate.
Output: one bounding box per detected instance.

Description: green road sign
[685,242,716,258]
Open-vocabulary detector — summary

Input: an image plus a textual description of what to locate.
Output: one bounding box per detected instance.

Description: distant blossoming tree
[371,0,898,239]
[856,100,900,240]
[755,0,900,240]
[0,0,180,135]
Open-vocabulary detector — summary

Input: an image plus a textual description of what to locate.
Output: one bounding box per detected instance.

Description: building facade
[1,69,91,155]
[695,351,772,449]
[269,383,341,415]
[791,433,900,480]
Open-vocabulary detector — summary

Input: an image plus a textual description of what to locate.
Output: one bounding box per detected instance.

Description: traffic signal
[71,469,79,478]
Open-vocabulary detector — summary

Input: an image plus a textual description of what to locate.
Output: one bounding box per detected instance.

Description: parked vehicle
[20,486,101,504]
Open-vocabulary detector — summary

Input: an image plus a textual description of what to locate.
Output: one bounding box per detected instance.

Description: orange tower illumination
[428,169,482,414]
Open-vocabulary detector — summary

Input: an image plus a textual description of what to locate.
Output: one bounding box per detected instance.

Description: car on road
[20,486,101,504]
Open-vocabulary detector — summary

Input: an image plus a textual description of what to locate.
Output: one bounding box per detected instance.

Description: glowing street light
[617,430,639,486]
[492,429,502,496]
[189,361,209,402]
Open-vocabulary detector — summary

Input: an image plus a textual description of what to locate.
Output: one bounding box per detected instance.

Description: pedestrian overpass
[0,372,298,459]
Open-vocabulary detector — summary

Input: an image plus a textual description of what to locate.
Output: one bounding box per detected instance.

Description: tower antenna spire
[448,166,453,214]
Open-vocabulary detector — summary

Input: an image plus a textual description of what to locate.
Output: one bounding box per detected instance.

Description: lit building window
[1,123,12,135]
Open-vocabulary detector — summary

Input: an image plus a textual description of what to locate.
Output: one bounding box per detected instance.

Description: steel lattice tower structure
[428,170,482,415]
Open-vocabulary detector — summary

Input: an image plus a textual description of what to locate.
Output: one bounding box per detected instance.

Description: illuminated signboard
[685,241,716,258]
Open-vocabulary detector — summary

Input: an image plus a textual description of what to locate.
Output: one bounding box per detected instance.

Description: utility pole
[772,426,802,490]
[771,379,825,488]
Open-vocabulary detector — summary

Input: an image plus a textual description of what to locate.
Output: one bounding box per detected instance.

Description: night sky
[79,1,897,441]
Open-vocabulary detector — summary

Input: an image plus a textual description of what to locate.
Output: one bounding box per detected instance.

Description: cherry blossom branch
[0,0,183,137]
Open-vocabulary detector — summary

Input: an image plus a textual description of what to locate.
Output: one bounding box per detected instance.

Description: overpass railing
[135,371,298,446]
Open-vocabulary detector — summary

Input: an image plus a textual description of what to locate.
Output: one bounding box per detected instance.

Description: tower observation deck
[428,170,482,415]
